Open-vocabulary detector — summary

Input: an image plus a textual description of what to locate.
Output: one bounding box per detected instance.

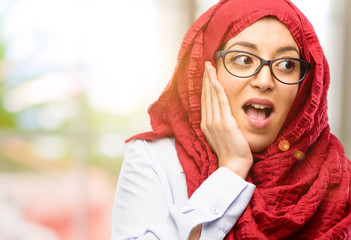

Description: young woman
[111,0,351,239]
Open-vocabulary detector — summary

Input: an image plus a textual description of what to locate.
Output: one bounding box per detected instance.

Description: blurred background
[0,0,349,239]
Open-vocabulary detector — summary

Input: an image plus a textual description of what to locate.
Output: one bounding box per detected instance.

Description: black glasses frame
[214,50,312,85]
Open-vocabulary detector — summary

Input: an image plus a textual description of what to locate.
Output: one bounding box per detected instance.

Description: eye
[229,54,254,66]
[276,59,298,72]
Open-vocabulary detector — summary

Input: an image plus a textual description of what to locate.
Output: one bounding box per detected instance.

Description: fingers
[205,62,232,122]
[206,62,221,120]
[202,62,218,129]
[201,62,217,150]
[210,70,233,122]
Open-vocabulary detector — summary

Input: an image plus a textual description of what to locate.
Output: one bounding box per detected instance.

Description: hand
[201,61,253,179]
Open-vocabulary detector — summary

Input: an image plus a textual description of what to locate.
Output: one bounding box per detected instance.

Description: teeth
[250,103,270,109]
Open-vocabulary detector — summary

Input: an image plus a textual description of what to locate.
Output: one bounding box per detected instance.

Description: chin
[245,133,275,153]
[249,143,267,153]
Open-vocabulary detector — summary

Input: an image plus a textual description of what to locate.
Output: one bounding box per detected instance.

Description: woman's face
[216,17,299,152]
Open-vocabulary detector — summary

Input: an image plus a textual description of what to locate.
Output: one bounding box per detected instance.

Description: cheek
[217,69,245,99]
[218,76,245,113]
[287,86,299,106]
[278,86,299,118]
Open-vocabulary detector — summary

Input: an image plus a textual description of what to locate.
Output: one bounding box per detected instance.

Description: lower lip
[242,108,274,129]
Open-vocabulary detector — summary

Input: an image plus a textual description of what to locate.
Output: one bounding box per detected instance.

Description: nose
[249,64,275,92]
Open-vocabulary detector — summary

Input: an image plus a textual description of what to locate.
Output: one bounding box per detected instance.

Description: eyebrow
[277,46,300,54]
[226,41,257,51]
[226,41,300,54]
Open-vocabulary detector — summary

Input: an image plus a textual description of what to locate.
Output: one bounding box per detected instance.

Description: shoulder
[124,137,188,203]
[127,137,175,149]
[125,137,181,172]
[143,137,177,162]
[126,137,176,159]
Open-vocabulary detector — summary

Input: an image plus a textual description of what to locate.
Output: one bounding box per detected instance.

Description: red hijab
[129,0,351,239]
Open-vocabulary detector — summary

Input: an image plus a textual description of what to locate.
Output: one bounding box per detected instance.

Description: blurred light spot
[37,105,70,130]
[85,0,159,115]
[16,108,41,130]
[34,136,65,160]
[0,200,59,240]
[6,32,45,62]
[99,133,124,158]
[3,0,159,116]
[3,73,81,112]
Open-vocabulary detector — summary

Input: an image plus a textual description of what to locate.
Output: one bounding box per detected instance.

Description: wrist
[218,158,252,179]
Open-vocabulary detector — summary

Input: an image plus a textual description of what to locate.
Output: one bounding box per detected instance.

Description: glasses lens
[224,51,261,77]
[271,58,306,84]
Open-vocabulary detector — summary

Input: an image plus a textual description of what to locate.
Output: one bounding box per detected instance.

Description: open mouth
[242,98,275,128]
[243,103,273,120]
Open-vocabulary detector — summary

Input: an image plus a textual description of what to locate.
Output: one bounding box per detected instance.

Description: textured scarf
[129,0,351,239]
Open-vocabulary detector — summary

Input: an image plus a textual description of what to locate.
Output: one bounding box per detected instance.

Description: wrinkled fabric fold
[128,0,351,239]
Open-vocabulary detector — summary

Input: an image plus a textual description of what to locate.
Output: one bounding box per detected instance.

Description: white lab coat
[111,138,255,240]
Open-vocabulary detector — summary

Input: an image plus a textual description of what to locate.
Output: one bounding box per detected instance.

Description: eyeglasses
[214,50,312,85]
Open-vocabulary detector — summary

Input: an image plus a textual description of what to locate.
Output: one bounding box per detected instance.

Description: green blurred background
[0,0,350,240]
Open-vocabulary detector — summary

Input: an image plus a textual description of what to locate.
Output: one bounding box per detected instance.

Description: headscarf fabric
[129,0,351,239]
